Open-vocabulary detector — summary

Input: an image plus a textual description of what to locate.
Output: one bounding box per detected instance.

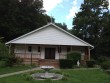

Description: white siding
[11,26,89,46]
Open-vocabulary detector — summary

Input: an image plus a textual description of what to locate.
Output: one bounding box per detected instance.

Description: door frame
[45,48,56,59]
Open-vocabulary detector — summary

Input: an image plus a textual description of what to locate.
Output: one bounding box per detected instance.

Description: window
[67,47,71,52]
[28,46,32,52]
[58,46,61,53]
[38,46,40,52]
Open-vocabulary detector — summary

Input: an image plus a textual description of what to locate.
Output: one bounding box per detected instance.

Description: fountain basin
[31,66,63,80]
[32,73,63,80]
[40,66,54,72]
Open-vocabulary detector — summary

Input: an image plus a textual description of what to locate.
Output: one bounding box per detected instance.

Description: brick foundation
[22,58,59,68]
[39,59,59,68]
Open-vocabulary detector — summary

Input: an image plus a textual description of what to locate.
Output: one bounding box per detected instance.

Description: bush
[86,60,95,68]
[15,57,23,65]
[0,60,7,67]
[67,52,81,65]
[98,56,108,64]
[5,56,17,67]
[0,43,9,60]
[2,56,23,67]
[61,76,68,81]
[22,73,33,81]
[101,61,110,69]
[59,59,73,69]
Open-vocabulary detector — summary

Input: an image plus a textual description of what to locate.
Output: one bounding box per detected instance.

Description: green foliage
[53,71,62,75]
[106,70,110,74]
[59,59,73,69]
[63,73,70,77]
[5,56,17,67]
[100,61,110,69]
[31,63,37,68]
[86,60,95,68]
[0,69,110,83]
[22,73,33,81]
[43,78,52,83]
[61,76,68,81]
[25,75,33,81]
[15,57,23,65]
[72,0,110,59]
[0,60,7,68]
[0,0,52,41]
[67,52,81,64]
[0,66,30,75]
[1,56,23,67]
[98,56,108,64]
[55,22,68,30]
[0,43,9,59]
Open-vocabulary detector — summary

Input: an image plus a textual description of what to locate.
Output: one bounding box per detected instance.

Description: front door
[45,48,55,59]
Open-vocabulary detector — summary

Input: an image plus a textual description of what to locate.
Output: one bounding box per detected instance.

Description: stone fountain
[31,66,63,80]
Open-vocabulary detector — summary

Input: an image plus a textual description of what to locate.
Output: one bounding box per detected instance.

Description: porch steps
[39,59,59,68]
[22,58,40,65]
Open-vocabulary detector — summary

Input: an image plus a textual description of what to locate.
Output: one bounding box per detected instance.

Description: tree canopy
[0,0,52,42]
[72,0,110,58]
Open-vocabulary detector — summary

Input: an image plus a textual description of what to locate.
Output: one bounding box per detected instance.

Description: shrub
[0,43,9,60]
[59,59,73,69]
[106,70,110,74]
[67,52,81,65]
[22,73,33,81]
[98,56,108,64]
[5,56,17,67]
[61,76,68,81]
[15,57,23,65]
[86,60,95,68]
[31,63,37,68]
[25,75,33,81]
[0,60,7,67]
[101,61,110,69]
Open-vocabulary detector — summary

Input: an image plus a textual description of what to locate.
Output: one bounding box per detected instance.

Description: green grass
[0,65,31,75]
[0,69,110,83]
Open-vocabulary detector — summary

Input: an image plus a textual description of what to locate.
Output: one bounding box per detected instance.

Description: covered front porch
[10,44,90,67]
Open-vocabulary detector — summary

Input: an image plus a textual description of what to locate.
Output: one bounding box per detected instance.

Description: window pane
[28,46,32,52]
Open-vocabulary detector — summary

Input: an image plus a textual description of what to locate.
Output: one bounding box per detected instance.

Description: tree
[72,0,109,45]
[55,22,68,30]
[96,14,110,57]
[72,0,109,58]
[0,0,52,41]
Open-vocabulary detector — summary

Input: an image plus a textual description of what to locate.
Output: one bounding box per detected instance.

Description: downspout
[89,46,94,60]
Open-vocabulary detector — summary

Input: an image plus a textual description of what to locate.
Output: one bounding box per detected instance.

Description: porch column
[88,47,90,60]
[9,44,11,54]
[71,46,72,51]
[24,44,26,58]
[84,47,89,60]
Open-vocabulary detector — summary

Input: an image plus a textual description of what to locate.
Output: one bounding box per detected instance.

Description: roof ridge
[5,23,94,48]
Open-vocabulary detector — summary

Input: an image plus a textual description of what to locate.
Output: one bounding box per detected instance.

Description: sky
[43,0,110,29]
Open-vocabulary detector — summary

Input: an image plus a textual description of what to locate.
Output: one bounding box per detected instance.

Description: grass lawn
[0,69,110,83]
[0,65,32,75]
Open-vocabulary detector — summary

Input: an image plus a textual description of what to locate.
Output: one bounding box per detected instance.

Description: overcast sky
[43,0,110,29]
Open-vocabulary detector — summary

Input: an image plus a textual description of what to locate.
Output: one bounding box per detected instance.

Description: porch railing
[59,53,67,59]
[15,53,41,59]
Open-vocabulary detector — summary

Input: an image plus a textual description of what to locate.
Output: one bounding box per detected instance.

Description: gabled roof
[6,23,94,48]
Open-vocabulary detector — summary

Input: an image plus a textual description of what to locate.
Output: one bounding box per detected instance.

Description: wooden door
[45,48,55,59]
